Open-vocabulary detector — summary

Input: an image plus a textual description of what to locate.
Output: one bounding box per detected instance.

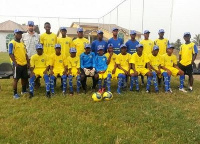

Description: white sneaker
[168,88,173,93]
[179,88,187,93]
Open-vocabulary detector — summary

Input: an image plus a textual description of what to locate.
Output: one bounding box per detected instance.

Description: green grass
[0,52,200,144]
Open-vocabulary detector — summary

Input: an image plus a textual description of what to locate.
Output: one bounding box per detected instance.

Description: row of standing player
[8,21,198,98]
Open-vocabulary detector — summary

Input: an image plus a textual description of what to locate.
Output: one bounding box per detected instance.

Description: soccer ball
[103,91,113,101]
[92,92,102,102]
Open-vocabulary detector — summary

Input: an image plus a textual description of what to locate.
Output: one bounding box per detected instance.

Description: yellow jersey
[105,53,117,71]
[162,53,177,68]
[8,40,27,66]
[57,37,74,58]
[49,54,67,72]
[67,56,80,69]
[154,38,169,55]
[30,53,49,69]
[179,42,198,66]
[140,39,154,55]
[73,38,89,57]
[116,53,131,71]
[148,54,163,70]
[130,53,149,69]
[40,33,57,56]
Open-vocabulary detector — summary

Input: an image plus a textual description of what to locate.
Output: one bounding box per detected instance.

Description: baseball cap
[55,44,61,48]
[60,27,67,30]
[85,44,91,49]
[136,44,143,48]
[167,44,175,49]
[153,45,159,50]
[130,30,137,35]
[183,32,191,37]
[144,30,150,34]
[97,30,104,34]
[120,44,127,49]
[36,44,43,49]
[70,47,77,53]
[107,43,113,48]
[112,27,119,31]
[28,21,34,26]
[14,29,23,34]
[158,29,165,33]
[77,27,83,32]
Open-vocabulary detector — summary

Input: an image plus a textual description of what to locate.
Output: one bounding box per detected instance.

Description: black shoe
[29,92,33,99]
[46,91,51,98]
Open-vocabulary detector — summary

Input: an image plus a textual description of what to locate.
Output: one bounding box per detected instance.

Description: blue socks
[107,74,111,92]
[179,75,185,89]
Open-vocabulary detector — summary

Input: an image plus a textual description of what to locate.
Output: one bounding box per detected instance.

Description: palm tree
[192,34,200,46]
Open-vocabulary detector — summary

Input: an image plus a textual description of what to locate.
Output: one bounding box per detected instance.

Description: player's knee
[107,74,112,78]
[30,75,36,80]
[62,75,67,79]
[179,70,184,76]
[68,75,73,79]
[147,71,152,77]
[162,72,167,76]
[152,71,157,77]
[50,75,55,80]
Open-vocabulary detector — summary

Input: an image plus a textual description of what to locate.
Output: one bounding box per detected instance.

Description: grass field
[0,52,200,144]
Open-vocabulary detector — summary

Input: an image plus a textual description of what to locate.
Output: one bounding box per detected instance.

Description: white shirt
[22,31,40,59]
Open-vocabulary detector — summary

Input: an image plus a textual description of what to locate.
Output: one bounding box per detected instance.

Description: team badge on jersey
[41,59,44,62]
[59,60,63,63]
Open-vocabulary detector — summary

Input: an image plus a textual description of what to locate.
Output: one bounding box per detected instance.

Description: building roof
[70,22,142,35]
[0,20,40,34]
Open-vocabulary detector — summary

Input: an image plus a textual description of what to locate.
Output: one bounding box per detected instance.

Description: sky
[0,0,199,43]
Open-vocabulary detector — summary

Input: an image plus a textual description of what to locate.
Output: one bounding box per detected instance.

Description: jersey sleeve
[193,44,198,54]
[8,43,14,54]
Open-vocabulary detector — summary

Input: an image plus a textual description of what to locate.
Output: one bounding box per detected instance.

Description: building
[57,22,142,43]
[0,20,40,52]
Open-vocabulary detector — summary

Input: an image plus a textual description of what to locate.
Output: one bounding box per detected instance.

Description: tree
[171,39,182,50]
[192,34,200,46]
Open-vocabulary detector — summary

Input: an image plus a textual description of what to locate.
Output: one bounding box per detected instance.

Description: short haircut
[44,22,50,26]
